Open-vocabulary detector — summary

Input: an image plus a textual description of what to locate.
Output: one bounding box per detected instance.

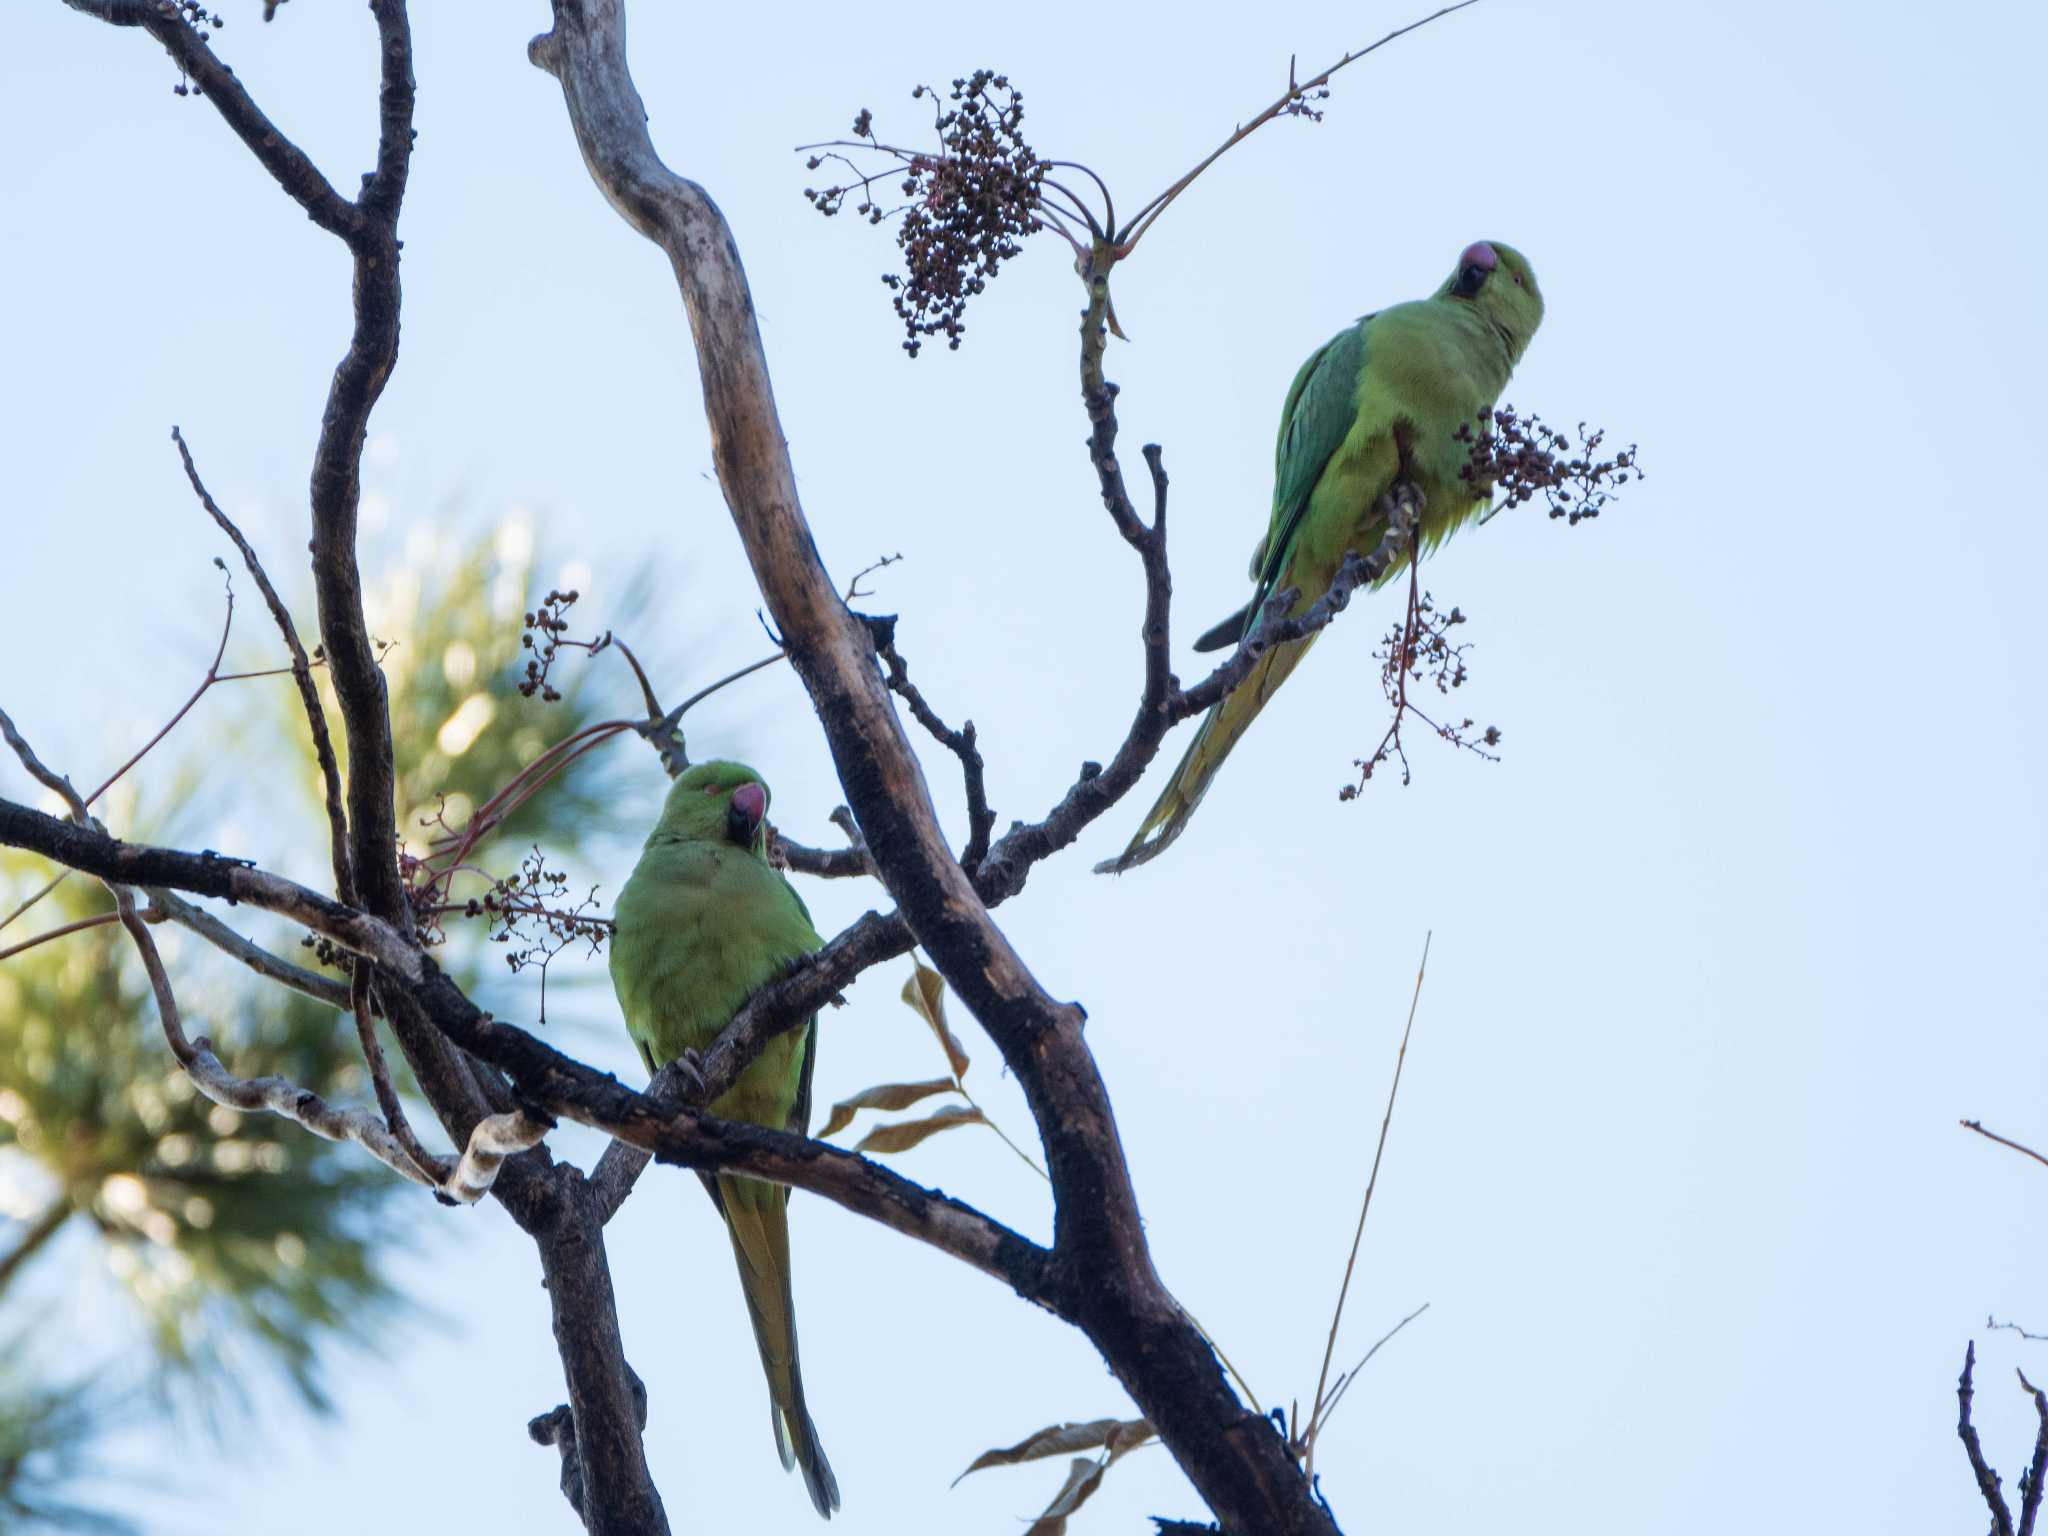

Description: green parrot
[1099,239,1545,874]
[609,759,841,1518]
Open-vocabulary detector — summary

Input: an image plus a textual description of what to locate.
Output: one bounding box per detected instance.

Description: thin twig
[1303,932,1429,1474]
[1963,1120,2048,1171]
[145,887,351,1011]
[1114,3,1482,253]
[82,566,235,809]
[174,425,355,902]
[0,708,87,812]
[875,633,995,872]
[1313,1301,1430,1432]
[950,1073,1047,1181]
[0,909,127,964]
[2020,1369,2048,1536]
[0,871,73,937]
[352,965,445,1181]
[665,650,786,727]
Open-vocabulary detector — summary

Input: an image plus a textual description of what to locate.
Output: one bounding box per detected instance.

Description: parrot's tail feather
[784,1401,841,1518]
[1191,601,1254,654]
[719,1174,843,1517]
[772,1402,796,1470]
[1095,632,1319,874]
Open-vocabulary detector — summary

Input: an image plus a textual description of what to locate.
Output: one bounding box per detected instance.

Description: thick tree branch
[0,792,540,1206]
[48,10,671,1527]
[0,803,1047,1285]
[530,8,1330,1529]
[523,1176,668,1536]
[0,798,415,971]
[298,0,420,971]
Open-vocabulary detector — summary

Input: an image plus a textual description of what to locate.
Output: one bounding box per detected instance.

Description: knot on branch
[529,1364,651,1519]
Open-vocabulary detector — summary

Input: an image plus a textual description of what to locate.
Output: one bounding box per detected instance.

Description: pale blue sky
[4,1,2046,1532]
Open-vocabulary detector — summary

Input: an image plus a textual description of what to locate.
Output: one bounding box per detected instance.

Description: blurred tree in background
[0,520,631,1525]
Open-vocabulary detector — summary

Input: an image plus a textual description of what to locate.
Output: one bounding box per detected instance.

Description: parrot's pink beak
[1460,241,1498,271]
[728,781,767,843]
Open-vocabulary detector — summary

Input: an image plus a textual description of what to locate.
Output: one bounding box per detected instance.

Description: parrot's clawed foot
[674,1048,709,1096]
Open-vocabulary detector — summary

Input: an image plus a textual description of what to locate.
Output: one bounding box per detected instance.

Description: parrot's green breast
[1302,299,1514,581]
[608,838,815,1127]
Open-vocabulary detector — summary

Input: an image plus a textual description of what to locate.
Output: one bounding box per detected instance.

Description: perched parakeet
[609,759,841,1518]
[1099,239,1544,873]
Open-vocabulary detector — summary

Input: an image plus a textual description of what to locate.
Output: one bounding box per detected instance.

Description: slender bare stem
[1963,1119,2048,1172]
[1304,932,1430,1474]
[1115,2,1482,253]
[0,909,126,964]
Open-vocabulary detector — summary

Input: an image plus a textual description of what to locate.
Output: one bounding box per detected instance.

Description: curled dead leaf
[954,1416,1154,1484]
[818,1077,957,1139]
[851,1103,986,1155]
[902,958,971,1079]
[1024,1457,1104,1536]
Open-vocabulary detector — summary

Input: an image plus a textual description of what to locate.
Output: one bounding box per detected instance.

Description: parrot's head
[653,759,772,855]
[1441,240,1543,362]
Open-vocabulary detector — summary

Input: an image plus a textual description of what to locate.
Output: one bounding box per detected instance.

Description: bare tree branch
[59,0,362,239]
[45,8,674,1528]
[769,815,876,879]
[1113,3,1484,254]
[173,425,354,904]
[1964,1119,2048,1172]
[0,799,1049,1282]
[529,6,1332,1528]
[874,624,995,872]
[145,886,353,1011]
[353,965,443,1182]
[1302,933,1429,1471]
[0,717,542,1206]
[1963,1342,2020,1536]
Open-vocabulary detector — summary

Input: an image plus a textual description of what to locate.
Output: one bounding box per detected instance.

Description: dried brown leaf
[851,1103,985,1155]
[1023,1457,1105,1536]
[1104,1418,1156,1461]
[954,1417,1152,1483]
[902,958,971,1078]
[818,1077,957,1138]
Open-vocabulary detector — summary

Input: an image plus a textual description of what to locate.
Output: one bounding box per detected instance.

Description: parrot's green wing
[1192,319,1370,654]
[1102,240,1544,874]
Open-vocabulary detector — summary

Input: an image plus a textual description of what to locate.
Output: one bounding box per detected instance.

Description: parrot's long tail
[717,1173,842,1518]
[1095,631,1321,873]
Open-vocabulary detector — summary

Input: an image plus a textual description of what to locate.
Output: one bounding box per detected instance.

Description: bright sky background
[5,1,2046,1532]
